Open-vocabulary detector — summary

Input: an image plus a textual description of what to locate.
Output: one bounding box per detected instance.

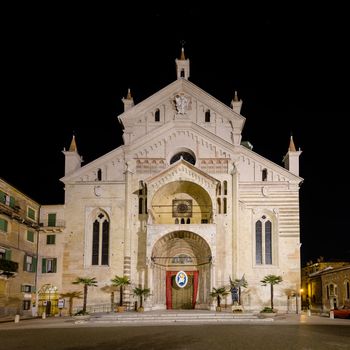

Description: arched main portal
[151,231,212,310]
[150,181,213,224]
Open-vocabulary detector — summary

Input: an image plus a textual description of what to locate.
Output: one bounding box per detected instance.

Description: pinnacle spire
[122,88,134,111]
[288,135,296,152]
[180,47,186,60]
[69,134,78,152]
[230,90,242,114]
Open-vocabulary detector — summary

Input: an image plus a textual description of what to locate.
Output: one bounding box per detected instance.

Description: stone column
[209,258,216,310]
[231,162,239,279]
[123,162,133,303]
[144,258,154,310]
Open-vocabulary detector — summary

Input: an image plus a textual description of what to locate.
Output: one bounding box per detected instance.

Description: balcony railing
[0,202,40,229]
[0,259,19,278]
[39,219,65,228]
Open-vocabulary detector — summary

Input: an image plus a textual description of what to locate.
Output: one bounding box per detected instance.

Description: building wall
[0,178,40,316]
[56,71,302,312]
[301,263,350,312]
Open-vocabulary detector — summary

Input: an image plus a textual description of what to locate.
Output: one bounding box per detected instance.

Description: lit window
[42,258,57,273]
[24,255,36,272]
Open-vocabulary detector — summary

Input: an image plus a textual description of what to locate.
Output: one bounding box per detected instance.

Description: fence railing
[73,301,137,314]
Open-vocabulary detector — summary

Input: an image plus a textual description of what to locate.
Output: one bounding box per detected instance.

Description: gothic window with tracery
[92,212,109,265]
[255,215,273,265]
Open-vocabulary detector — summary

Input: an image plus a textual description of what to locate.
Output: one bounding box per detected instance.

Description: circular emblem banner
[175,271,188,288]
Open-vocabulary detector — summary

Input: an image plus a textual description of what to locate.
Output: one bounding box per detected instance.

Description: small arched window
[97,169,102,181]
[175,218,179,224]
[186,218,191,224]
[138,182,147,215]
[223,198,227,214]
[180,69,185,78]
[216,183,221,196]
[223,181,227,195]
[181,218,185,224]
[205,110,211,122]
[262,169,267,181]
[139,198,143,215]
[155,109,160,122]
[217,198,221,214]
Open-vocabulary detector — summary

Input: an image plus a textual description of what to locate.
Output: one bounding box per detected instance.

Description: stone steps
[88,311,271,324]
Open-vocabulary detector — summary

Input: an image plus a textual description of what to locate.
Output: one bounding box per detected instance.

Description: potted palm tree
[133,287,151,312]
[210,287,229,311]
[72,276,98,319]
[260,274,282,314]
[111,275,131,312]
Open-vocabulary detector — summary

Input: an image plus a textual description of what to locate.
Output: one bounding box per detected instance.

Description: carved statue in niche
[174,94,189,114]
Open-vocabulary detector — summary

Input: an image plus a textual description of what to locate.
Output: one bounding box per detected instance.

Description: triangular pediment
[118,79,245,146]
[145,159,219,194]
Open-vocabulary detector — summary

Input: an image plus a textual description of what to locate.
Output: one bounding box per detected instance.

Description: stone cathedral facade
[38,48,303,313]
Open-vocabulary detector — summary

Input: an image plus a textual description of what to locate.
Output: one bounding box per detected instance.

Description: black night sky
[2,4,349,266]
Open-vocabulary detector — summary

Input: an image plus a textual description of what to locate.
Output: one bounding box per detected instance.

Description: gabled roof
[239,144,303,183]
[145,158,219,186]
[118,79,245,129]
[60,145,125,183]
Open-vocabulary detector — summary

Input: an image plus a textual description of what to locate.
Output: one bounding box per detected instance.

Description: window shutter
[47,235,56,244]
[52,258,57,272]
[48,213,56,227]
[0,218,8,232]
[0,191,5,204]
[9,196,15,208]
[5,249,11,260]
[32,256,37,272]
[28,207,35,220]
[27,230,34,242]
[42,258,47,273]
[23,254,27,271]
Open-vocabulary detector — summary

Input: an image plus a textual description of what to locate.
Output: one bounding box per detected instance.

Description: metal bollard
[42,311,46,319]
[329,310,334,319]
[14,314,20,323]
[307,309,311,317]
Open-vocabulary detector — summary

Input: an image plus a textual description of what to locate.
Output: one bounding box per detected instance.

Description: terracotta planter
[116,306,125,313]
